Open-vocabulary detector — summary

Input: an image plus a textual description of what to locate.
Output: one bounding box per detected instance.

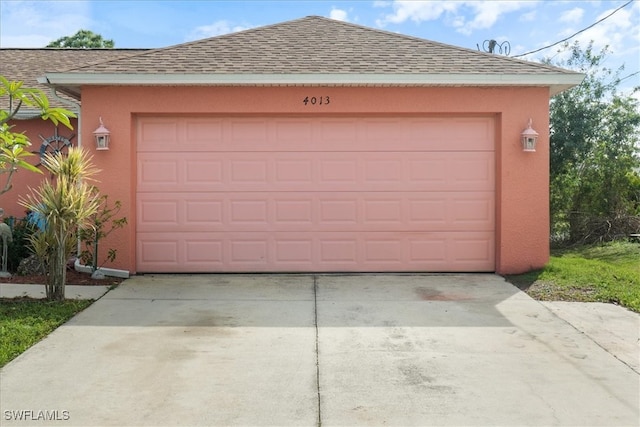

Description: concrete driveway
[1,274,638,426]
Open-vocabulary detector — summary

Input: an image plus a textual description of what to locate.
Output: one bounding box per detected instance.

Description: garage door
[136,116,495,272]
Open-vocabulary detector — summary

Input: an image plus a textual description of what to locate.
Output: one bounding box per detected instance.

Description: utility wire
[513,0,635,58]
[618,71,639,83]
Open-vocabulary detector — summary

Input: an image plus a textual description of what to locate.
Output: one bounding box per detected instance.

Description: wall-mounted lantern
[93,117,111,151]
[521,118,539,152]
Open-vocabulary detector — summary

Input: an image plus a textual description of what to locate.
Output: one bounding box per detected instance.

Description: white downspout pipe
[44,85,130,279]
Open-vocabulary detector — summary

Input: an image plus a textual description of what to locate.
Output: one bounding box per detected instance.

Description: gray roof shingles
[60,16,577,76]
[3,16,582,105]
[0,48,147,110]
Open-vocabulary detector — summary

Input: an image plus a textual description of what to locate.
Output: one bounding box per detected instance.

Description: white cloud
[0,0,92,47]
[329,8,349,22]
[187,20,251,41]
[457,1,537,35]
[520,2,639,97]
[559,7,584,24]
[569,6,636,54]
[377,0,458,26]
[376,0,537,34]
[520,10,537,22]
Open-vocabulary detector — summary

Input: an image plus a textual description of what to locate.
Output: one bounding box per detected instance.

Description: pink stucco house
[3,16,583,275]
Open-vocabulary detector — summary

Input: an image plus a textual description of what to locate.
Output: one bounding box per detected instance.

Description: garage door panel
[406,117,495,151]
[185,240,224,264]
[138,116,495,153]
[138,199,179,226]
[319,159,359,183]
[229,240,269,265]
[137,119,179,151]
[185,200,223,224]
[451,197,494,224]
[364,158,403,183]
[318,119,358,144]
[319,199,358,224]
[363,199,403,224]
[137,239,179,266]
[184,118,224,149]
[275,240,313,263]
[138,151,493,192]
[275,200,313,224]
[275,159,313,183]
[138,153,223,192]
[364,239,404,263]
[452,236,495,264]
[230,160,268,183]
[185,159,223,185]
[319,239,358,264]
[228,119,270,146]
[409,152,493,191]
[229,200,269,224]
[406,232,494,270]
[136,231,494,272]
[137,192,493,233]
[274,119,314,144]
[136,116,495,272]
[138,158,179,188]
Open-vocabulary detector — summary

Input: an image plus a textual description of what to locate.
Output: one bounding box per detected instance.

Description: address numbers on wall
[303,96,330,106]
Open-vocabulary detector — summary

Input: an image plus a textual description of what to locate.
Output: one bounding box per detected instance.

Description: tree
[546,42,640,243]
[79,195,127,276]
[0,76,76,197]
[20,148,101,301]
[47,30,114,48]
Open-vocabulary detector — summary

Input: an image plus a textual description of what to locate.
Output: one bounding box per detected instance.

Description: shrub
[3,215,37,273]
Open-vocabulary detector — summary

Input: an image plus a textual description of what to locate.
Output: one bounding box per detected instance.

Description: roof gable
[41,16,584,96]
[65,16,569,75]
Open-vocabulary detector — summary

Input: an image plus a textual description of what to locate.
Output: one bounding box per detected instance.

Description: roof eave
[41,72,585,96]
[3,109,44,121]
[37,76,82,100]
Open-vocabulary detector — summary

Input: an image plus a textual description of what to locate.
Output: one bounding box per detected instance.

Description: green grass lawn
[506,241,640,313]
[0,299,92,368]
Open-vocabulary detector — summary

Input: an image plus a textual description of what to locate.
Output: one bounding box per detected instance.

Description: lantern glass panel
[96,134,109,150]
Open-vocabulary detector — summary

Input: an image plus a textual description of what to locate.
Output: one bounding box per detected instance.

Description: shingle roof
[66,16,572,75]
[42,16,583,97]
[0,48,146,112]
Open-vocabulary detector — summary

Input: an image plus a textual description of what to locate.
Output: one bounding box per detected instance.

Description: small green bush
[4,215,37,273]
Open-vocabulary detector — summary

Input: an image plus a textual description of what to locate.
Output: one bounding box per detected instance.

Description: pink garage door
[136,116,495,272]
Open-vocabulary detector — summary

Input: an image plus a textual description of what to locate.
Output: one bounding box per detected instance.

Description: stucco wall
[2,118,79,219]
[43,85,550,275]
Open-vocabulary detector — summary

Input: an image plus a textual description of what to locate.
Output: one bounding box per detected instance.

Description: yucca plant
[19,147,101,301]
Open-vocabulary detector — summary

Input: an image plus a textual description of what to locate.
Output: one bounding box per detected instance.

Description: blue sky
[1,0,638,94]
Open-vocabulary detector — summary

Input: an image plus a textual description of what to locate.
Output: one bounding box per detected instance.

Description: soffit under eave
[47,82,579,100]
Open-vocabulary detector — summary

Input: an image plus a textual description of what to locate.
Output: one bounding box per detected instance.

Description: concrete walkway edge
[0,283,112,300]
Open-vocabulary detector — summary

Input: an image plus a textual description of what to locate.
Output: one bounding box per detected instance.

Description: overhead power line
[513,0,635,58]
[618,71,639,83]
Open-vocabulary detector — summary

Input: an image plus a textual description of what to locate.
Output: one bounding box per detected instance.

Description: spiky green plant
[19,147,101,301]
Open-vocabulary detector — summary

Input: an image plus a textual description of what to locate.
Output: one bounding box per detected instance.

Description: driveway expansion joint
[313,274,322,427]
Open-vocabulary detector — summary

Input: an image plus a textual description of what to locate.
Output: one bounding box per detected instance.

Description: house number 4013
[303,96,330,106]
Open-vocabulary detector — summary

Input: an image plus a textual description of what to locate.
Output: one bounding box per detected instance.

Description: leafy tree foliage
[47,29,114,48]
[0,76,76,197]
[546,42,640,243]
